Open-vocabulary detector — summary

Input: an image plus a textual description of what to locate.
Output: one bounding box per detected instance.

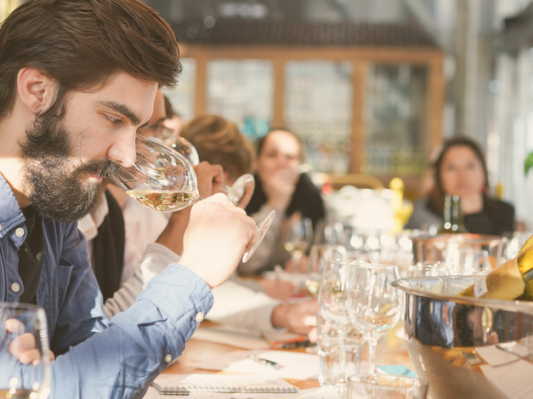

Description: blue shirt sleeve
[49,263,213,399]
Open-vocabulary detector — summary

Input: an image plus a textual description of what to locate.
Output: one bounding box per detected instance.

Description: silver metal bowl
[392,276,533,399]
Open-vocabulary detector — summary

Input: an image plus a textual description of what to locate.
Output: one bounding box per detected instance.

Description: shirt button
[195,312,205,323]
[165,354,173,363]
[15,228,24,238]
[11,283,20,293]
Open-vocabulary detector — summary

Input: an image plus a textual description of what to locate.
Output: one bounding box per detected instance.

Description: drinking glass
[284,215,313,273]
[406,261,449,278]
[319,260,356,397]
[0,302,51,399]
[317,312,363,387]
[139,128,254,209]
[347,262,401,374]
[110,135,275,263]
[307,245,347,298]
[347,374,428,399]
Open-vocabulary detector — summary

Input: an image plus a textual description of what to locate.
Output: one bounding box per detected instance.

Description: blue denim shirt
[0,174,214,398]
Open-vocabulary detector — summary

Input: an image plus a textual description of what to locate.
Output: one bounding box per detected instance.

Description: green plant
[525,151,533,175]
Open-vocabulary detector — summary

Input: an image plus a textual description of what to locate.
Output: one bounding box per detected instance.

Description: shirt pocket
[56,257,74,305]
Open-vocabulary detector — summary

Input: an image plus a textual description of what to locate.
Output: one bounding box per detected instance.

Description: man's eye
[105,115,122,124]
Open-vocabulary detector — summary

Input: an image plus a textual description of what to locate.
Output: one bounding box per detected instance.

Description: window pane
[285,61,352,174]
[207,60,273,139]
[163,58,196,122]
[363,64,428,175]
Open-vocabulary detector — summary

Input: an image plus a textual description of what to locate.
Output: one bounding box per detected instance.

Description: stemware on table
[347,262,401,374]
[307,244,347,298]
[283,215,313,273]
[0,302,51,399]
[319,259,356,396]
[110,135,275,263]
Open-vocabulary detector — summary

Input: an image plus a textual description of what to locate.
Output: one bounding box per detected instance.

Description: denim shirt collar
[0,172,27,245]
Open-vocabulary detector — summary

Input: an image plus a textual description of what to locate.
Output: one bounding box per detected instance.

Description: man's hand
[271,299,318,335]
[194,161,224,198]
[156,162,225,256]
[180,194,256,288]
[262,168,298,211]
[6,319,55,365]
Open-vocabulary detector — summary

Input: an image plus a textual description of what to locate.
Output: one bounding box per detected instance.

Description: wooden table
[164,322,413,390]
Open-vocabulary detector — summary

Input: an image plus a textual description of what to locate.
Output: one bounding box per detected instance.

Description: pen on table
[281,338,315,349]
[270,336,308,348]
[249,354,283,369]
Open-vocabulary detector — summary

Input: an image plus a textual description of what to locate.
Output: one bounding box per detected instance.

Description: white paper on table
[224,350,319,380]
[142,386,164,399]
[476,345,526,367]
[191,325,270,350]
[480,359,533,399]
[186,350,264,371]
[191,387,340,399]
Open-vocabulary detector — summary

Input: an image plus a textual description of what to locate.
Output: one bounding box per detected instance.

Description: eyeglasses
[137,124,175,140]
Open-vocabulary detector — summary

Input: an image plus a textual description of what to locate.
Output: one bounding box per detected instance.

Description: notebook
[152,374,299,395]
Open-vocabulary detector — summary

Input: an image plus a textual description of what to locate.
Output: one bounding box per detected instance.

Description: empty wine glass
[319,260,356,397]
[110,135,275,263]
[307,244,347,298]
[347,262,401,374]
[0,302,51,399]
[284,215,313,273]
[223,174,255,209]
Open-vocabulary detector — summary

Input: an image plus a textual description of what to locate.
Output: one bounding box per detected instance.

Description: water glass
[0,302,51,399]
[347,374,428,399]
[319,260,357,396]
[317,312,363,386]
[407,261,449,278]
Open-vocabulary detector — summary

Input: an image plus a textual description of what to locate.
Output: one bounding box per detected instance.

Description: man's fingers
[5,319,25,335]
[8,333,37,362]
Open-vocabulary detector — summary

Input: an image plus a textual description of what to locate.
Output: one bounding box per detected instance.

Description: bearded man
[0,1,255,398]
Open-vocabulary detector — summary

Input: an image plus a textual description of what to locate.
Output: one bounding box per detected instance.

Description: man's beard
[20,114,120,223]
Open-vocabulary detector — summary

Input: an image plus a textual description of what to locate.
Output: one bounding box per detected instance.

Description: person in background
[163,95,185,136]
[180,114,255,185]
[240,129,326,275]
[406,137,515,235]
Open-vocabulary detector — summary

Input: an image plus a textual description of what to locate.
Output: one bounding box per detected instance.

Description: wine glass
[347,262,401,374]
[0,302,51,399]
[110,135,275,263]
[283,215,313,273]
[139,128,253,209]
[307,244,347,298]
[319,260,356,397]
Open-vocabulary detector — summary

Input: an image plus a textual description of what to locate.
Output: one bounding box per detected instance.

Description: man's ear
[17,67,58,116]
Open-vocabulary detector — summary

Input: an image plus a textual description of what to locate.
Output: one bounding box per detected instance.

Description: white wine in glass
[110,135,274,263]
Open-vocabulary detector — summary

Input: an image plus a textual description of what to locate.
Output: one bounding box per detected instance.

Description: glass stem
[338,329,347,396]
[368,337,378,374]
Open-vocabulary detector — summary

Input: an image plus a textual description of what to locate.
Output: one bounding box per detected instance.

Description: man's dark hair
[0,0,181,121]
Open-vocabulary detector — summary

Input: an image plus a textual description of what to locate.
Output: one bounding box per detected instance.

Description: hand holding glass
[110,135,275,262]
[0,302,51,399]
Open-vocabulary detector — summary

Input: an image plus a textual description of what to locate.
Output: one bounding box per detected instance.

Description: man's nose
[107,134,136,168]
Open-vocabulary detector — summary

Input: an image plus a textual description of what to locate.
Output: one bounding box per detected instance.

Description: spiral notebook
[152,374,299,395]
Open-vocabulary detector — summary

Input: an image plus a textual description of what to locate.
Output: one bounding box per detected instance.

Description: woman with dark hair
[241,129,325,274]
[406,137,514,235]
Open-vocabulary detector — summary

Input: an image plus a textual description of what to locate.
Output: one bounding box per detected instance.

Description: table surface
[164,322,413,390]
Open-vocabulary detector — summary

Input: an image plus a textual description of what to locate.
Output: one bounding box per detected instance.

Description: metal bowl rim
[392,275,533,314]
